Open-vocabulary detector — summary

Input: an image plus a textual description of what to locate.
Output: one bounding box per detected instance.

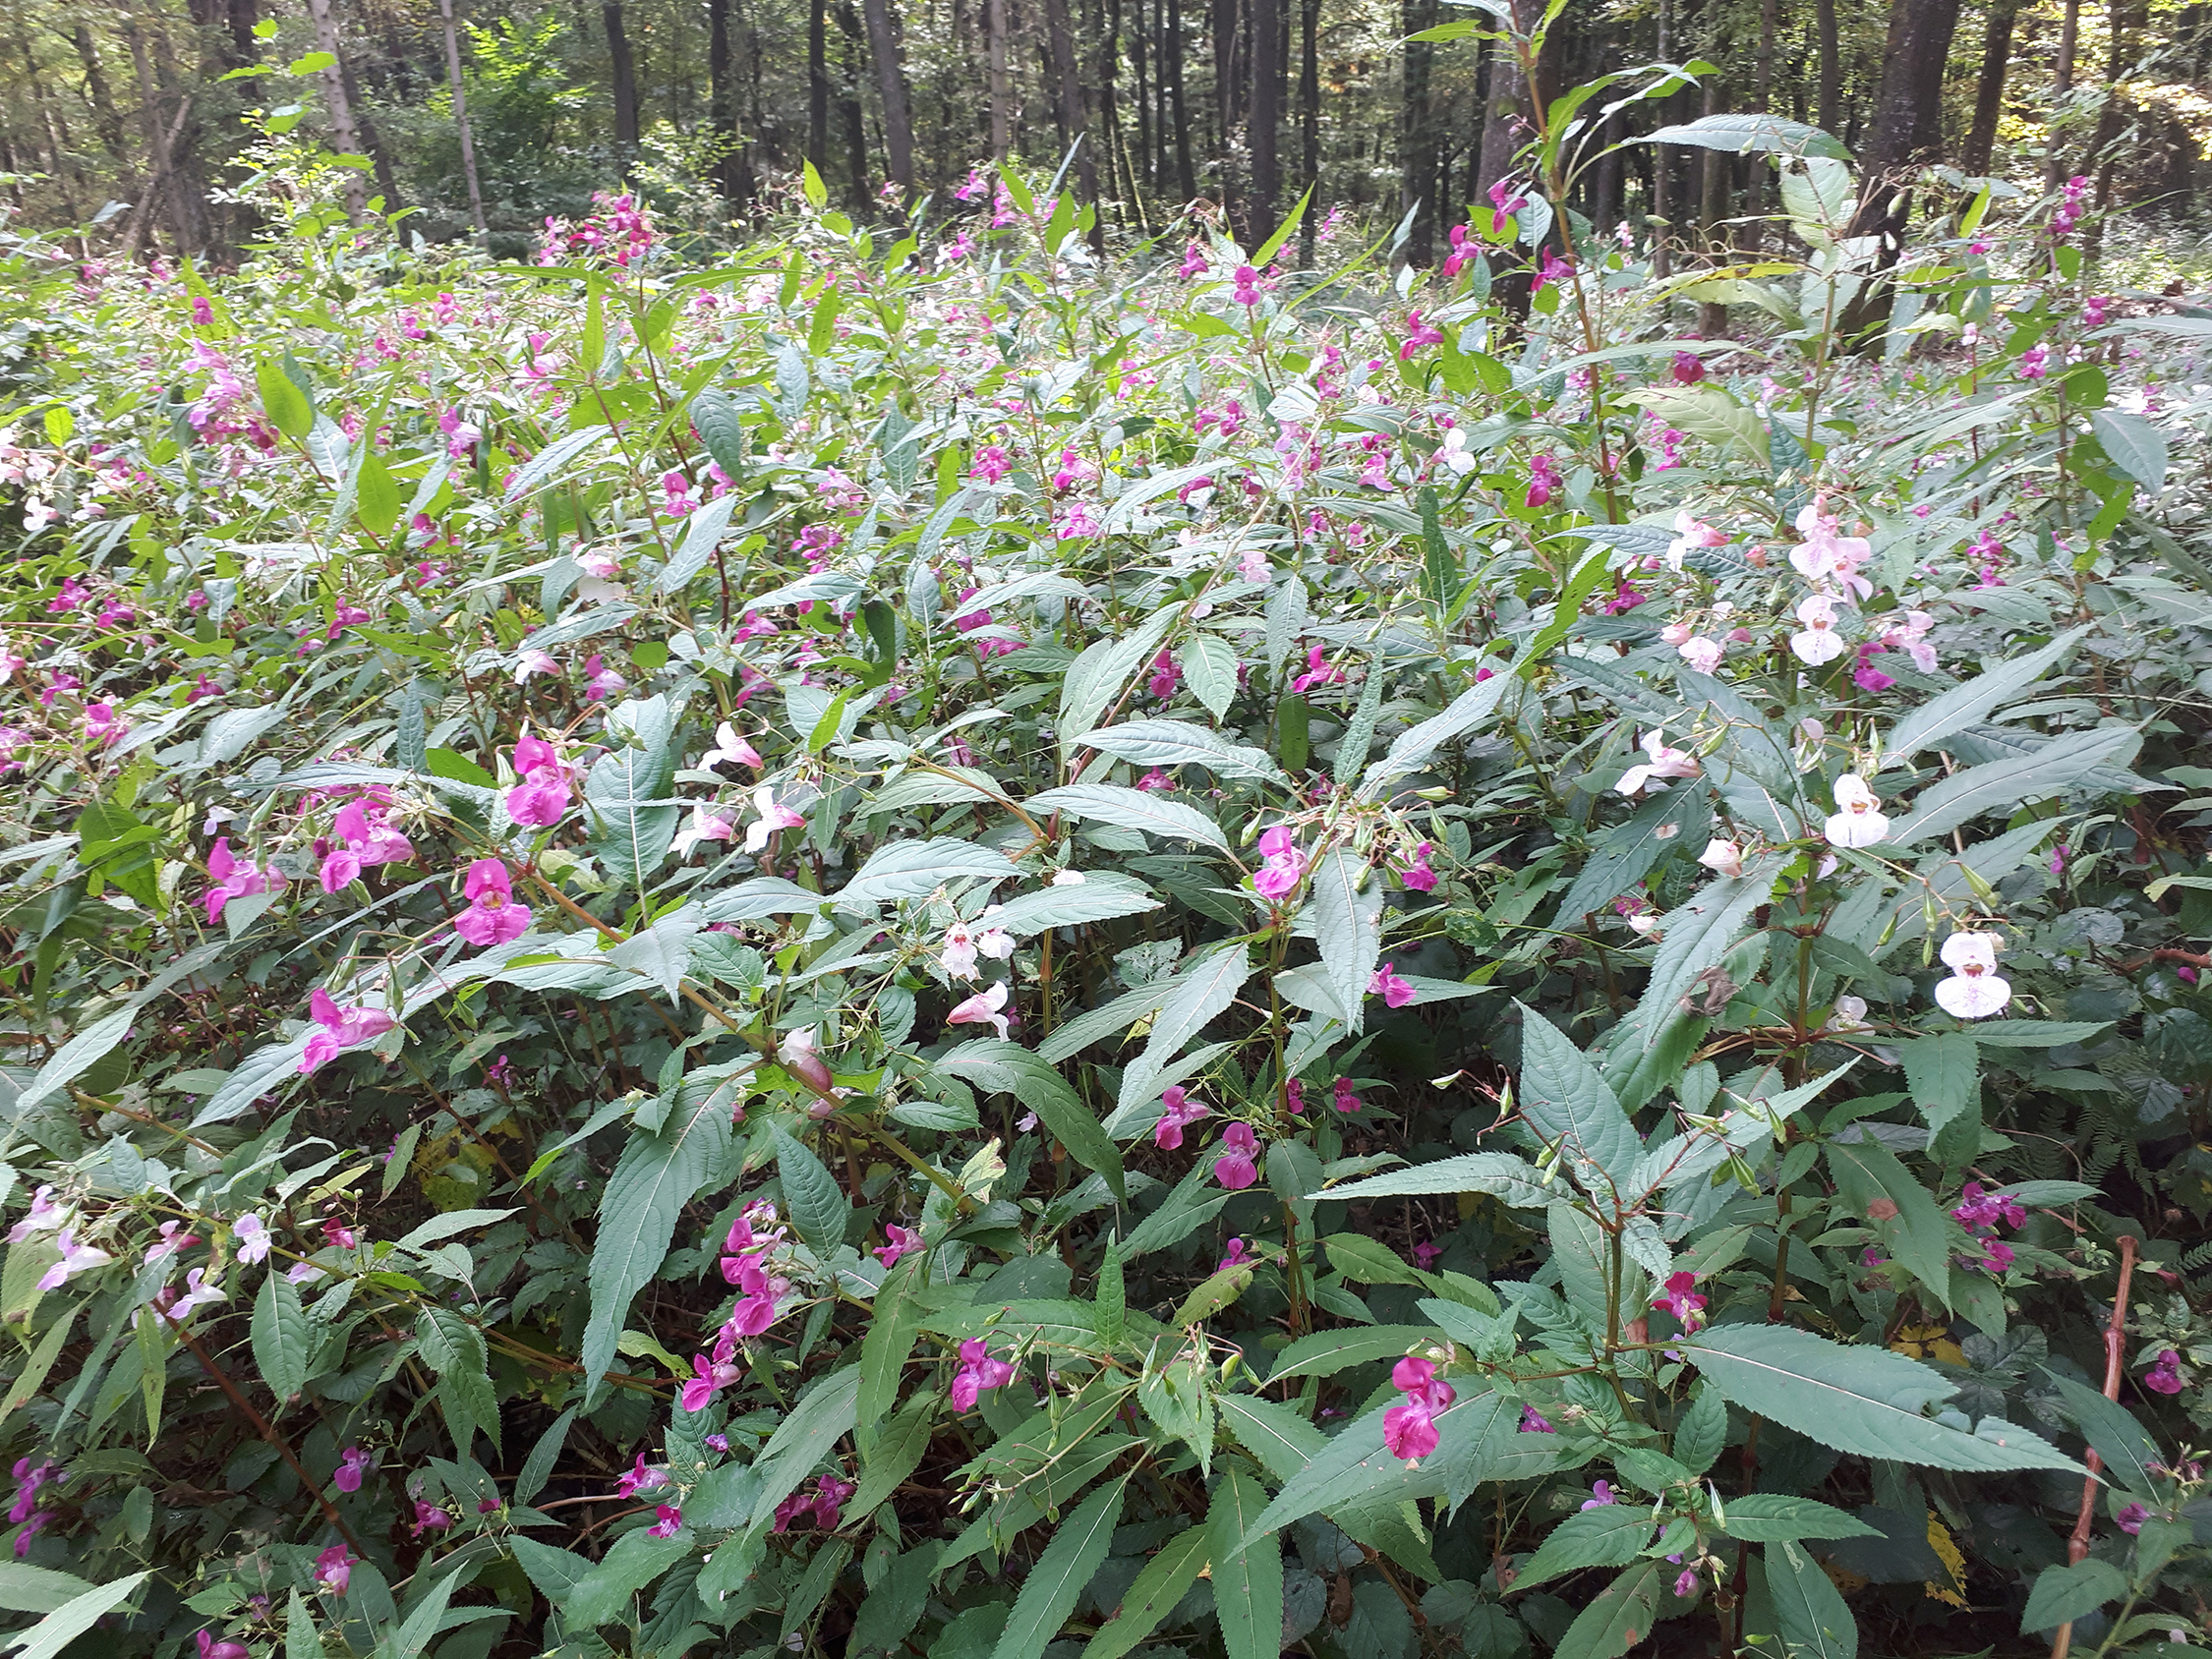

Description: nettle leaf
[1681,1325,2084,1473]
[578,1088,733,1407]
[1897,1033,1979,1140]
[982,872,1165,935]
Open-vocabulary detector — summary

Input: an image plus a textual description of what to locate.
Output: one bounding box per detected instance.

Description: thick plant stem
[2051,1233,2138,1659]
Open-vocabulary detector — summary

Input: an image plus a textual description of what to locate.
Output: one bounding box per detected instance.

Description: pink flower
[1532,251,1574,291]
[314,1544,354,1595]
[948,980,1011,1041]
[1519,1406,1554,1433]
[1616,729,1700,796]
[812,1476,854,1530]
[514,648,559,683]
[1582,1480,1618,1510]
[1673,1566,1701,1599]
[5,1187,64,1244]
[455,859,532,946]
[1369,963,1415,1008]
[648,1504,683,1538]
[1671,350,1706,384]
[1383,1398,1440,1460]
[2144,1349,2183,1395]
[703,721,764,771]
[197,1631,250,1659]
[582,654,628,701]
[1212,1122,1259,1190]
[951,1338,1016,1409]
[1525,453,1561,509]
[1652,1271,1708,1332]
[616,1453,670,1499]
[46,577,87,613]
[875,1224,923,1268]
[970,444,1013,486]
[681,1332,743,1412]
[299,988,398,1075]
[1397,842,1436,891]
[37,1230,112,1290]
[2116,1503,2149,1535]
[1231,265,1263,306]
[1219,1238,1252,1271]
[204,838,280,924]
[504,735,572,828]
[410,1499,452,1537]
[1153,1086,1210,1150]
[332,1446,373,1493]
[1135,768,1174,792]
[1412,1239,1441,1271]
[1252,826,1305,899]
[1290,646,1344,694]
[1398,310,1445,361]
[1333,1078,1363,1115]
[745,786,806,851]
[1284,1079,1306,1115]
[7,1461,56,1526]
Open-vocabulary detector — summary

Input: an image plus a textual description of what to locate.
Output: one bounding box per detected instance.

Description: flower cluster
[1950,1180,2025,1276]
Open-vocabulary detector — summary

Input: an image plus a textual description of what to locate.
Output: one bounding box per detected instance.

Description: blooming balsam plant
[0,47,2207,1659]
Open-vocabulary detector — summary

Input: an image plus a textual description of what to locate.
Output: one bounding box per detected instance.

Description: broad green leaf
[2043,1373,2164,1497]
[1680,1325,2084,1472]
[987,1475,1130,1659]
[1620,861,1776,1051]
[1888,726,2142,846]
[1123,942,1251,1099]
[1360,671,1514,797]
[1264,1325,1437,1386]
[579,1085,733,1407]
[1310,849,1383,1035]
[935,1041,1124,1200]
[1516,1004,1642,1180]
[251,1269,311,1403]
[1081,1528,1209,1659]
[1217,1392,1323,1472]
[388,1568,465,1656]
[1550,1561,1663,1659]
[1309,1152,1554,1208]
[1240,1390,1505,1544]
[1081,718,1285,781]
[1671,1384,1726,1475]
[1513,1506,1659,1590]
[1059,610,1182,746]
[416,1307,499,1455]
[515,1406,577,1506]
[1767,1540,1857,1659]
[0,1564,92,1615]
[608,908,701,1003]
[1717,1495,1881,1543]
[1549,785,1711,930]
[1881,625,2089,767]
[4,1572,149,1659]
[1824,1138,1953,1310]
[256,359,312,438]
[689,388,748,477]
[1180,635,1240,721]
[2021,1559,2127,1633]
[1896,1033,1979,1139]
[1024,784,1230,852]
[857,1256,923,1448]
[1641,111,1850,158]
[1207,1467,1282,1659]
[2091,409,2168,492]
[837,838,1022,907]
[849,1393,933,1517]
[506,424,613,495]
[562,1528,692,1629]
[849,1543,943,1656]
[657,492,739,594]
[583,732,679,891]
[982,874,1165,936]
[773,1121,852,1260]
[746,1367,861,1536]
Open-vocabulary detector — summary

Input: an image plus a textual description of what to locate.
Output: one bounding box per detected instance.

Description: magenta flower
[314,1544,354,1595]
[455,859,532,946]
[204,838,281,924]
[1231,265,1263,306]
[46,577,87,613]
[196,1631,250,1659]
[1652,1271,1708,1332]
[1383,1355,1456,1462]
[1284,1078,1306,1115]
[1412,1239,1441,1271]
[299,988,398,1075]
[1526,453,1562,509]
[2117,1503,2149,1535]
[616,1453,670,1499]
[951,1339,1016,1410]
[331,793,414,870]
[1670,351,1706,385]
[1369,963,1415,1008]
[1252,826,1305,899]
[504,735,572,828]
[1212,1122,1259,1190]
[874,1224,923,1268]
[1289,646,1344,694]
[1532,251,1574,291]
[36,1230,112,1291]
[582,653,628,701]
[1397,842,1437,892]
[648,1504,683,1537]
[2144,1349,2183,1395]
[1518,1406,1555,1434]
[1582,1480,1618,1510]
[409,1499,452,1537]
[1219,1238,1252,1271]
[1673,1566,1700,1599]
[232,1214,270,1265]
[7,1461,55,1526]
[1398,310,1445,362]
[812,1475,854,1530]
[332,1447,373,1493]
[681,1331,742,1412]
[1153,1086,1210,1151]
[1333,1078,1363,1115]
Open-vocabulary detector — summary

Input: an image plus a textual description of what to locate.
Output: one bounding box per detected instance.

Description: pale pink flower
[948,981,1011,1040]
[1616,730,1700,796]
[1824,773,1889,850]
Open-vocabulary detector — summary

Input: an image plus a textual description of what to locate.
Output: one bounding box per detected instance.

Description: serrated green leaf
[1082,1528,1209,1659]
[1025,784,1230,852]
[252,1269,310,1403]
[1551,1561,1664,1659]
[773,1121,851,1260]
[988,1475,1130,1659]
[1310,1152,1553,1208]
[2022,1559,2128,1633]
[1768,1540,1857,1659]
[1516,1003,1642,1181]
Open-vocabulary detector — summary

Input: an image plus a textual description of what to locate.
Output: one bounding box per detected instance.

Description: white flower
[941,923,980,982]
[1824,773,1890,849]
[744,787,806,851]
[1934,932,2011,1019]
[1790,594,1848,666]
[947,980,1012,1040]
[1697,838,1745,879]
[1826,995,1870,1032]
[1050,870,1086,887]
[1437,429,1478,476]
[1678,635,1723,675]
[234,1214,271,1266]
[1617,730,1702,797]
[672,803,736,860]
[1626,913,1664,939]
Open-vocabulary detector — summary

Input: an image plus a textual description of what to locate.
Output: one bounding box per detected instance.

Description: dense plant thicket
[2,55,2212,1659]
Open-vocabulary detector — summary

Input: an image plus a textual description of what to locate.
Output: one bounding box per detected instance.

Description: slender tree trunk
[230,0,262,67]
[122,18,198,252]
[1249,0,1280,244]
[299,0,370,219]
[1168,0,1195,199]
[1842,0,1965,338]
[709,0,751,206]
[1399,0,1437,263]
[812,0,835,170]
[835,1,870,206]
[2084,0,2136,261]
[2048,0,2080,186]
[72,27,130,167]
[1133,0,1152,187]
[1745,0,1775,227]
[1043,0,1094,203]
[1815,0,1838,134]
[1298,0,1317,258]
[986,0,1012,160]
[861,0,915,198]
[1654,0,1674,273]
[1213,0,1240,208]
[605,1,640,155]
[1698,73,1729,333]
[1102,0,1129,223]
[1474,20,1522,203]
[436,0,487,233]
[1961,0,2016,175]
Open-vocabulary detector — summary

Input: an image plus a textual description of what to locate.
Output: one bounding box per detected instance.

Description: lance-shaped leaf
[836,838,1021,907]
[1824,1138,1953,1310]
[1310,848,1383,1034]
[1888,726,2141,846]
[1208,1467,1282,1659]
[1359,671,1515,798]
[1679,1325,2085,1472]
[1550,1561,1664,1659]
[1081,718,1285,781]
[935,1041,1124,1199]
[1024,784,1230,852]
[1880,625,2089,767]
[1307,1152,1554,1209]
[1081,1529,1209,1659]
[988,1475,1130,1659]
[1516,1003,1643,1181]
[1767,1540,1858,1659]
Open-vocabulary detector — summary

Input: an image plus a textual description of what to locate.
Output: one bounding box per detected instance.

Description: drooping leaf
[1717,1495,1882,1544]
[1888,726,2142,846]
[1310,849,1383,1035]
[1516,1003,1643,1182]
[773,1121,852,1259]
[1881,626,2089,766]
[1308,1152,1555,1208]
[251,1269,311,1403]
[1824,1138,1953,1309]
[934,1041,1124,1200]
[836,838,1023,907]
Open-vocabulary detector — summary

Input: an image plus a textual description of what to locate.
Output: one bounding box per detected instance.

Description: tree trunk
[1474,23,1522,204]
[1043,0,1094,203]
[709,0,750,205]
[606,2,640,152]
[333,38,402,210]
[812,0,834,171]
[299,0,370,219]
[1653,0,1673,273]
[1961,0,2015,175]
[1101,0,1129,227]
[835,1,870,206]
[2048,0,2080,186]
[1745,0,1775,226]
[437,0,488,233]
[1167,0,1195,199]
[1814,0,1838,135]
[1841,0,1964,339]
[230,0,262,67]
[1213,0,1240,206]
[1298,0,1317,258]
[859,0,914,198]
[1249,0,1280,244]
[1399,0,1437,263]
[1133,0,1152,187]
[2084,0,2137,260]
[72,27,130,167]
[1698,72,1729,333]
